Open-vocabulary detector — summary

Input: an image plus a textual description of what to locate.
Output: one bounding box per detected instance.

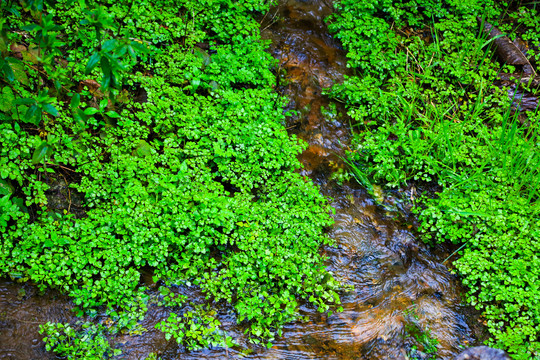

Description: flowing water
[0,1,485,359]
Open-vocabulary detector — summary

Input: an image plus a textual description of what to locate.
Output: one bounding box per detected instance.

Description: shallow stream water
[0,1,484,359]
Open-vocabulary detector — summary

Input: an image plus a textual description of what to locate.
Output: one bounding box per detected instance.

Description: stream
[0,1,484,359]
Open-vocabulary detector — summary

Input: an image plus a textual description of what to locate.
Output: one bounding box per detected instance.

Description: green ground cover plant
[403,305,440,359]
[327,0,540,358]
[0,0,344,357]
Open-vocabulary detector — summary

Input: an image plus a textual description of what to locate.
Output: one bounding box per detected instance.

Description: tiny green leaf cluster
[155,304,235,351]
[40,322,120,359]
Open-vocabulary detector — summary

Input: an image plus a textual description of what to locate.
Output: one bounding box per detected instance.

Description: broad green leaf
[83,107,99,115]
[22,24,40,32]
[100,57,112,89]
[132,140,152,157]
[24,105,41,125]
[99,98,108,111]
[70,93,80,109]
[85,52,101,75]
[191,79,201,92]
[101,39,117,53]
[14,98,35,105]
[127,45,136,60]
[115,60,127,71]
[115,44,127,57]
[110,73,117,88]
[101,73,111,89]
[2,62,14,82]
[43,104,59,117]
[8,6,20,17]
[130,40,148,54]
[105,110,120,118]
[100,56,111,75]
[75,108,88,124]
[32,141,51,164]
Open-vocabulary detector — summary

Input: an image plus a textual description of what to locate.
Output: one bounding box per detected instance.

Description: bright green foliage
[404,305,439,359]
[328,0,540,358]
[155,304,235,350]
[156,285,187,308]
[40,322,120,359]
[0,0,343,357]
[509,7,540,63]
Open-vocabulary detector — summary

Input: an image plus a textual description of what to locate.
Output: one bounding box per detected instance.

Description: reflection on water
[0,1,484,359]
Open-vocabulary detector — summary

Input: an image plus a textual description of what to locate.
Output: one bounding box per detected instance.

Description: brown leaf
[77,79,104,98]
[22,44,40,64]
[10,43,26,59]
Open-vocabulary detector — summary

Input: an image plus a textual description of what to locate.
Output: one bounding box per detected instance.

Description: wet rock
[454,346,512,360]
[44,174,85,217]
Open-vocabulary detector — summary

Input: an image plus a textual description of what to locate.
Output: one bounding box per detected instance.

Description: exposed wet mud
[0,1,485,359]
[0,282,73,359]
